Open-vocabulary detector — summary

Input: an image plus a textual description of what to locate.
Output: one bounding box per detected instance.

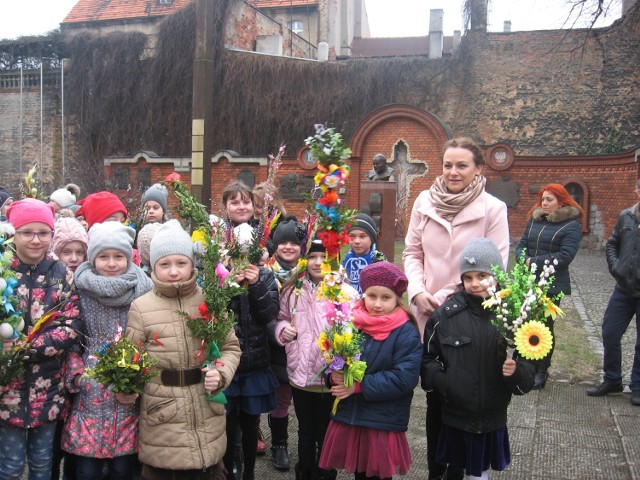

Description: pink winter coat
[274,278,359,389]
[403,189,509,337]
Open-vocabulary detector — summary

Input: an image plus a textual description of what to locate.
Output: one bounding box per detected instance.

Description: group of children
[0,179,535,480]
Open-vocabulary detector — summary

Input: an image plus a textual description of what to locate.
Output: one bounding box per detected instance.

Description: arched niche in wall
[564,180,589,233]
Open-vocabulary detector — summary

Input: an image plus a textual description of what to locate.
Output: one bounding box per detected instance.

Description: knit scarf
[428,175,486,221]
[266,256,294,289]
[74,261,153,307]
[351,301,410,341]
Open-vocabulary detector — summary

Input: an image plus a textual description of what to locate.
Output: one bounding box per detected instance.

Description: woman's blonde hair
[252,182,287,216]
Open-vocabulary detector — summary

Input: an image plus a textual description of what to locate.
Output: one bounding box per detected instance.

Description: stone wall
[0,81,62,194]
[442,18,640,155]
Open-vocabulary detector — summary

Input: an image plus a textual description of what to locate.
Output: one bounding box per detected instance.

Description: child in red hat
[76,192,127,229]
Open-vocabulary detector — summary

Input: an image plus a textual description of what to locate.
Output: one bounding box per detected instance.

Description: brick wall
[229,1,314,58]
[104,108,637,249]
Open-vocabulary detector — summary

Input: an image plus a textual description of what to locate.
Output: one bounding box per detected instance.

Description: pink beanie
[6,198,55,230]
[79,191,128,228]
[52,217,89,256]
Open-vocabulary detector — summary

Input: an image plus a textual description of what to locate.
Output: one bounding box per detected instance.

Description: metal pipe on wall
[40,60,43,174]
[19,64,23,178]
[61,59,65,183]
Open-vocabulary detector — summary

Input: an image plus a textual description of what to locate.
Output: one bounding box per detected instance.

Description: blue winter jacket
[330,321,422,432]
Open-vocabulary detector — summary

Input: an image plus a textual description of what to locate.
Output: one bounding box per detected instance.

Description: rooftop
[246,0,318,7]
[62,0,193,24]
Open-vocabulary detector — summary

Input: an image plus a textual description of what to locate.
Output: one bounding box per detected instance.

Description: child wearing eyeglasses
[1,198,82,480]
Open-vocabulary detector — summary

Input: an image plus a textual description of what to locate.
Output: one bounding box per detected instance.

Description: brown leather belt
[160,368,202,387]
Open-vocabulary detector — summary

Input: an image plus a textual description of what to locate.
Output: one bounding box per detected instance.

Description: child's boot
[269,414,290,470]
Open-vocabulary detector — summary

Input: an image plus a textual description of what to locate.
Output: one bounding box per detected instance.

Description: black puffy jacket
[422,291,535,434]
[229,267,279,373]
[515,205,582,296]
[605,204,640,298]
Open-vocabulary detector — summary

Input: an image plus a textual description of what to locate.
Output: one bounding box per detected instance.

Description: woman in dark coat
[515,183,583,389]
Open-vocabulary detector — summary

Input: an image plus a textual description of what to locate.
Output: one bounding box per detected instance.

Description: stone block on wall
[256,35,283,55]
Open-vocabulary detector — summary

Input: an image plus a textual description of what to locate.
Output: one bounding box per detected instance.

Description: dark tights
[224,407,259,480]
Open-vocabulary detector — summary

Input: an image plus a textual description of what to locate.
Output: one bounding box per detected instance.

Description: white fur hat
[50,184,80,209]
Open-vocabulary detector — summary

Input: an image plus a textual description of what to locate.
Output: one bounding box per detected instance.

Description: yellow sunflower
[514,320,553,360]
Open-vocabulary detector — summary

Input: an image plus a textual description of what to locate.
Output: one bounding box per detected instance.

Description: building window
[115,167,130,190]
[138,168,151,190]
[566,182,584,207]
[288,20,304,36]
[158,0,172,5]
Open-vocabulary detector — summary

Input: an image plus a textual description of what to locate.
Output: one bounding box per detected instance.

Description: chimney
[317,42,329,62]
[429,9,444,59]
[452,30,461,52]
[503,20,512,32]
[470,0,488,32]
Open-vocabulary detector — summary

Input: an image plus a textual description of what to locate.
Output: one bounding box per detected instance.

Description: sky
[0,0,624,41]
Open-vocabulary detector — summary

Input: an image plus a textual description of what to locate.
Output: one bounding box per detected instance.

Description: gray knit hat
[349,213,378,245]
[87,221,135,265]
[459,238,504,277]
[150,219,194,268]
[141,183,168,213]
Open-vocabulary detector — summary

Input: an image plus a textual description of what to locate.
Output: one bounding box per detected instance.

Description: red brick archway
[348,104,452,236]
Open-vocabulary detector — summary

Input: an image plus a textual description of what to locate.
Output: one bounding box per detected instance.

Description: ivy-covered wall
[1,1,639,192]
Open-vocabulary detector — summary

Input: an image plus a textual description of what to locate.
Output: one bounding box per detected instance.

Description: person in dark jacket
[515,183,582,389]
[221,181,280,480]
[319,262,422,480]
[1,198,82,480]
[263,217,306,471]
[587,180,640,405]
[423,238,535,479]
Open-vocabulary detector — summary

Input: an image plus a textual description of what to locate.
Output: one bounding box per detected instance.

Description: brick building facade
[103,104,639,249]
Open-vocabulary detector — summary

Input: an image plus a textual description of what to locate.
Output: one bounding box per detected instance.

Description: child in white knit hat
[61,221,153,479]
[136,222,162,275]
[126,219,241,478]
[50,183,80,212]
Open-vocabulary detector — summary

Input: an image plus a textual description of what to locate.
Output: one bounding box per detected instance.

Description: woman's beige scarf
[428,175,487,221]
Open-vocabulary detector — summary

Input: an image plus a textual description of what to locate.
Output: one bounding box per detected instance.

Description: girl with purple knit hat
[320,262,422,480]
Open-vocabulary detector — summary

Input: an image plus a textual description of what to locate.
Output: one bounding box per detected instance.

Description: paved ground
[44,250,640,479]
[254,249,640,480]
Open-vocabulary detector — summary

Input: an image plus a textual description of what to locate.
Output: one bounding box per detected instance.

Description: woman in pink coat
[403,137,509,480]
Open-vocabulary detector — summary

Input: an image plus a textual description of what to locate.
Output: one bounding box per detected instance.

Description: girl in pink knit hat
[1,198,82,480]
[52,217,89,272]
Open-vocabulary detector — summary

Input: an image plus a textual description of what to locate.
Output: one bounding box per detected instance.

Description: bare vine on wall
[61,1,456,190]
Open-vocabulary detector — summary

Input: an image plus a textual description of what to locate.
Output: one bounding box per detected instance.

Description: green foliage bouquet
[84,327,159,394]
[0,237,25,387]
[482,250,563,360]
[164,172,245,403]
